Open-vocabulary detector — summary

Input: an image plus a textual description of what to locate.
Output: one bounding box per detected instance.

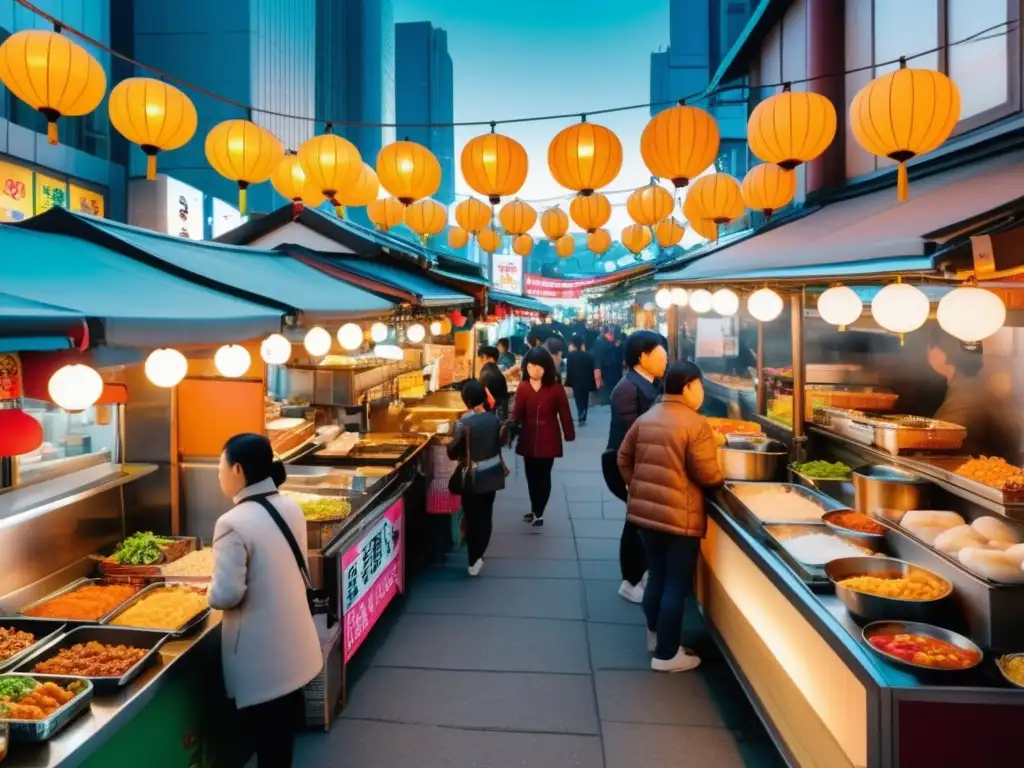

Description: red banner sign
[524,274,611,299]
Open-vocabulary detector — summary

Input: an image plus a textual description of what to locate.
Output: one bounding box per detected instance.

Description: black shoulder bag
[250,493,328,615]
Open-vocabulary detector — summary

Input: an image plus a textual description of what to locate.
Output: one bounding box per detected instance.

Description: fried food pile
[32,641,148,678]
[0,678,81,721]
[0,627,36,661]
[24,584,138,621]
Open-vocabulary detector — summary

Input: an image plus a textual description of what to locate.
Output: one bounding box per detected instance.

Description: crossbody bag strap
[248,493,314,591]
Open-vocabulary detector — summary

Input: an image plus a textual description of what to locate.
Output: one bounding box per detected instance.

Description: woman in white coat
[210,433,322,767]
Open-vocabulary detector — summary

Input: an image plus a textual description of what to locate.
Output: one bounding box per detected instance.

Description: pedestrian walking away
[565,335,596,425]
[510,346,575,527]
[617,362,724,673]
[478,344,510,422]
[447,380,506,576]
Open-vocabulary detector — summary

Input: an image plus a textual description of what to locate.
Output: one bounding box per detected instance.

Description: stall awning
[0,225,282,347]
[0,293,83,352]
[307,254,473,307]
[488,290,552,314]
[657,149,1024,283]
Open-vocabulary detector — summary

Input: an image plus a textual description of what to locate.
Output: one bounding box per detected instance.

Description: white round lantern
[337,323,363,351]
[937,287,1006,342]
[871,282,930,335]
[711,288,739,316]
[817,285,863,328]
[145,348,188,388]
[690,289,713,314]
[370,322,389,343]
[670,287,688,307]
[374,344,404,361]
[430,320,442,336]
[214,344,251,378]
[746,288,783,322]
[407,323,426,343]
[260,333,292,365]
[654,288,673,309]
[47,364,104,411]
[304,327,332,357]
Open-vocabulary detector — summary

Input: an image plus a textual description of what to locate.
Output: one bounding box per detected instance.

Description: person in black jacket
[606,330,667,605]
[447,380,505,576]
[565,335,596,425]
[478,346,510,421]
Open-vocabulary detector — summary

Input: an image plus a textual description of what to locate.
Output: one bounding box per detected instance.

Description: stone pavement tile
[561,483,604,501]
[295,720,605,768]
[601,722,744,768]
[342,667,600,734]
[579,559,621,581]
[699,661,767,735]
[576,537,620,560]
[442,555,580,579]
[594,669,727,728]
[371,613,591,674]
[602,500,627,519]
[492,513,574,536]
[405,576,585,620]
[572,519,626,539]
[484,531,578,559]
[583,579,645,625]
[586,621,651,671]
[568,500,604,519]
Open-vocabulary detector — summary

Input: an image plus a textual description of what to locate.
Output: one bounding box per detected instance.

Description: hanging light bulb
[654,288,673,309]
[937,286,1006,342]
[260,334,292,365]
[670,287,688,307]
[337,323,363,351]
[430,320,442,336]
[304,327,332,357]
[374,344,405,361]
[711,288,739,316]
[817,286,863,329]
[214,344,251,378]
[871,282,929,337]
[407,323,426,343]
[47,364,104,411]
[145,348,188,388]
[690,289,713,314]
[746,288,784,322]
[370,322,389,343]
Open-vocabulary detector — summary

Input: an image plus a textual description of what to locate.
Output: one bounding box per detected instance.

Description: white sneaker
[646,628,657,652]
[468,559,484,577]
[618,580,644,604]
[651,647,701,673]
[640,571,649,589]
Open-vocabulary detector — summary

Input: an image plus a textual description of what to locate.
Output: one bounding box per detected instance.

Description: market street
[295,404,784,768]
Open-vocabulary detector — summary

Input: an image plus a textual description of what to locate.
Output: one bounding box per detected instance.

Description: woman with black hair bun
[210,433,321,767]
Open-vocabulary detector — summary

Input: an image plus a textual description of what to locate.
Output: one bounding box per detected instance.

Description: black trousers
[239,688,304,768]
[573,387,589,423]
[523,457,555,518]
[463,491,496,564]
[620,519,647,586]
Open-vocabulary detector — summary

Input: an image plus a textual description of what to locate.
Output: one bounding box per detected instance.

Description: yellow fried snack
[110,586,207,630]
[839,571,949,601]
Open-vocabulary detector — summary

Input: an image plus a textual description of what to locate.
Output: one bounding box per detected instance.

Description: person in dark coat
[496,338,516,370]
[590,325,615,403]
[478,345,510,421]
[565,335,596,425]
[510,347,575,527]
[606,330,668,605]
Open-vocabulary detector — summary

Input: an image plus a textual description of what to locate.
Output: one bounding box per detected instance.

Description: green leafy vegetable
[791,460,852,480]
[112,532,173,565]
[0,677,38,702]
[300,497,352,521]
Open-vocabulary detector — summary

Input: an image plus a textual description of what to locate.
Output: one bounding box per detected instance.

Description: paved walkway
[297,405,785,767]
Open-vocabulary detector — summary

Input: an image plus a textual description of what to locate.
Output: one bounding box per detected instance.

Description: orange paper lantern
[377,140,441,204]
[366,196,405,232]
[654,218,685,248]
[621,224,652,254]
[627,183,674,226]
[447,226,469,249]
[569,192,611,233]
[405,198,448,241]
[741,164,796,218]
[461,130,528,203]
[297,130,363,216]
[548,120,622,194]
[477,227,503,253]
[512,233,534,257]
[684,173,744,224]
[271,152,306,202]
[640,105,719,188]
[540,207,569,240]
[587,228,612,255]
[108,77,197,180]
[334,162,379,208]
[748,86,837,170]
[499,199,537,236]
[554,234,575,258]
[455,197,492,234]
[205,119,284,214]
[683,194,719,241]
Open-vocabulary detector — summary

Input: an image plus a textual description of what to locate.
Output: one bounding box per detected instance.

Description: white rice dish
[733,487,826,522]
[780,533,869,565]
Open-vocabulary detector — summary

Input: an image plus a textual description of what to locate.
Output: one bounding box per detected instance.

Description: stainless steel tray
[0,675,93,742]
[12,626,169,694]
[19,579,141,624]
[0,618,67,674]
[101,582,210,637]
[724,481,846,526]
[759,523,834,589]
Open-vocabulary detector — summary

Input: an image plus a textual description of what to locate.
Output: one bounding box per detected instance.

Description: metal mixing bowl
[717,438,789,482]
[996,653,1024,689]
[825,556,952,624]
[862,620,983,672]
[822,510,888,547]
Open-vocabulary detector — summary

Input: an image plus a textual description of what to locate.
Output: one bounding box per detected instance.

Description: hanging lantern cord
[580,114,587,123]
[489,121,496,134]
[782,82,792,93]
[325,121,333,135]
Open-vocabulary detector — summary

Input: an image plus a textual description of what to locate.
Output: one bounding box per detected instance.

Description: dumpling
[901,510,965,534]
[960,547,1024,583]
[933,524,987,555]
[914,525,954,545]
[970,516,1019,545]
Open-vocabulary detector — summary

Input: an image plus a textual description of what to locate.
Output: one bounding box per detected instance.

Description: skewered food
[955,456,1024,491]
[868,633,979,669]
[827,511,885,535]
[32,641,148,677]
[958,548,1024,584]
[110,586,207,631]
[0,627,35,662]
[0,677,85,720]
[24,584,138,621]
[970,516,1019,545]
[791,460,852,480]
[111,532,174,565]
[161,549,215,578]
[839,571,949,600]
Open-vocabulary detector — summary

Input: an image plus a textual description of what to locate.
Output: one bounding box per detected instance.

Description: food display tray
[0,618,67,674]
[759,523,835,591]
[0,674,94,742]
[723,481,847,527]
[18,579,141,624]
[814,409,966,455]
[100,582,210,637]
[12,626,169,694]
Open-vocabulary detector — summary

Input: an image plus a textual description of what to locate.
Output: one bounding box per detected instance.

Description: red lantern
[450,310,466,329]
[0,407,43,457]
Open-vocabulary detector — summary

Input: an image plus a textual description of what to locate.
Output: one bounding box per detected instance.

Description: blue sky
[394,0,677,238]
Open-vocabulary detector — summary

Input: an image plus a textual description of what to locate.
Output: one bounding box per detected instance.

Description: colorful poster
[165,176,204,240]
[342,499,404,662]
[491,254,524,295]
[0,161,33,222]
[524,273,612,299]
[35,173,68,214]
[68,183,104,217]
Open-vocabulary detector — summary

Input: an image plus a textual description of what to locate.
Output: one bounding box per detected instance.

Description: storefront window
[948,0,1011,120]
[17,399,120,483]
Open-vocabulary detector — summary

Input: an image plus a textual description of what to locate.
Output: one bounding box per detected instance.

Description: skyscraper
[395,22,455,206]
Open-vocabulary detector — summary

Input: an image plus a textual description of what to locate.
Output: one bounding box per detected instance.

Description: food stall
[653,201,1024,766]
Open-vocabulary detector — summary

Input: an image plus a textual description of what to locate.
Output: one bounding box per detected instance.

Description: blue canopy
[316,256,473,307]
[489,290,552,314]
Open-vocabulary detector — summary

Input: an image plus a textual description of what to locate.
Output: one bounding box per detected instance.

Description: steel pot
[717,438,789,482]
[825,556,952,624]
[853,464,930,522]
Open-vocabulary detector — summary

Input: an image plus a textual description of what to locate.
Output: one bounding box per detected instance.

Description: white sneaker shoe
[618,580,644,604]
[651,647,701,673]
[640,571,649,589]
[468,559,484,577]
[646,628,657,652]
